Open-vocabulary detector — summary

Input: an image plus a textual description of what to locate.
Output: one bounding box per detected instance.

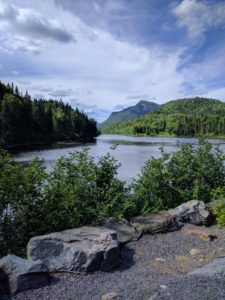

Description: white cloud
[172,0,225,38]
[1,0,225,122]
[0,0,187,119]
[0,0,75,53]
[9,35,44,54]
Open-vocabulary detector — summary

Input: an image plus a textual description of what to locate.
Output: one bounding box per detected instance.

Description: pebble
[189,248,201,256]
[101,291,119,300]
[155,258,166,262]
[160,285,167,289]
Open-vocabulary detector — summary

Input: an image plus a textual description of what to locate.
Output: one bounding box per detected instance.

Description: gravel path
[12,225,225,300]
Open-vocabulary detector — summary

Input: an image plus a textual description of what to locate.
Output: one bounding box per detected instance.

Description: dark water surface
[14,135,225,183]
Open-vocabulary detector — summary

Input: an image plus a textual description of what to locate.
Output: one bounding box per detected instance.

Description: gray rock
[101,218,140,244]
[169,200,211,225]
[189,256,225,277]
[130,212,181,234]
[27,226,122,273]
[0,255,49,295]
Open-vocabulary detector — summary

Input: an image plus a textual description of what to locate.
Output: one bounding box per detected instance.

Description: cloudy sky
[0,0,225,122]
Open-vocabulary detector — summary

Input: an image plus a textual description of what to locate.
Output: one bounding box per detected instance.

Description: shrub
[126,140,225,216]
[212,200,225,227]
[0,149,47,256]
[0,148,128,256]
[211,187,225,226]
[43,148,128,231]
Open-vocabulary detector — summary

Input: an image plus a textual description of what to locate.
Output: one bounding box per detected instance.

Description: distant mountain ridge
[101,97,225,137]
[99,100,159,129]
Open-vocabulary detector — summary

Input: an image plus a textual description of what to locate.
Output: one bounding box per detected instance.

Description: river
[14,134,225,183]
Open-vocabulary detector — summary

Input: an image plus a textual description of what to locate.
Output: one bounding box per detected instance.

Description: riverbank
[12,224,225,300]
[5,139,96,154]
[101,132,225,140]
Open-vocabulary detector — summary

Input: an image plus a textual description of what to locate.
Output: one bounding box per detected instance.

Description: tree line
[0,81,98,148]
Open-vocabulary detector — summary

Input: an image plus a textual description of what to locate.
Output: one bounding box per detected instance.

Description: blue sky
[0,0,225,122]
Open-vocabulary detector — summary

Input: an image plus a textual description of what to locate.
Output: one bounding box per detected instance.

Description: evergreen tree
[0,81,98,147]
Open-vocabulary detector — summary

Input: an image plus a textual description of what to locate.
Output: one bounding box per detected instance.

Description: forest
[0,81,98,148]
[102,97,225,137]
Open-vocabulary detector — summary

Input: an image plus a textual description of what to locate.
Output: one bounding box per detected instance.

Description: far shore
[5,139,97,154]
[101,132,225,140]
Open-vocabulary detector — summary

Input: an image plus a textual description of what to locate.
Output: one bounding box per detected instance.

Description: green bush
[43,148,128,231]
[0,148,128,256]
[210,187,225,226]
[0,149,47,256]
[212,200,225,227]
[124,140,225,217]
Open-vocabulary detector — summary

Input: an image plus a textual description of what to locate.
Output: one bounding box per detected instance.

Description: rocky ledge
[1,200,225,300]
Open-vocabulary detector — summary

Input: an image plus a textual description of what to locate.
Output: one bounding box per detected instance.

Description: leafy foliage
[212,200,225,227]
[0,81,98,148]
[210,187,225,227]
[0,149,48,255]
[0,148,128,256]
[123,140,225,218]
[102,97,225,137]
[42,149,128,232]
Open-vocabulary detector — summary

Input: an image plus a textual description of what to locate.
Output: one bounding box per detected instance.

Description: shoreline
[101,132,225,140]
[5,139,97,154]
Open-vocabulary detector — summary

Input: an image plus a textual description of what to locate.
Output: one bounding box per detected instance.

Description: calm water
[14,135,225,183]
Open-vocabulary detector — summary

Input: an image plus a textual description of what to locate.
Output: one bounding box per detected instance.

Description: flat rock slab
[0,255,49,295]
[131,212,181,234]
[169,200,211,225]
[189,256,225,277]
[101,218,140,244]
[27,226,122,273]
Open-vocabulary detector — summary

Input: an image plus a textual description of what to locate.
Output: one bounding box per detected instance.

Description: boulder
[27,226,122,273]
[130,212,181,234]
[0,255,49,295]
[169,200,211,225]
[188,256,225,277]
[101,218,140,244]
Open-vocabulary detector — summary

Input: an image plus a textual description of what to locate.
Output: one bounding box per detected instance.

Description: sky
[0,0,225,122]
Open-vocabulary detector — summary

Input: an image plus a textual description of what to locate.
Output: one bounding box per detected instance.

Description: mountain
[102,97,225,137]
[99,100,159,130]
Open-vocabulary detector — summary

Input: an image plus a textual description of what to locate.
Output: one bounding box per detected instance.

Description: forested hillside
[102,97,225,137]
[0,81,98,148]
[99,100,159,130]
